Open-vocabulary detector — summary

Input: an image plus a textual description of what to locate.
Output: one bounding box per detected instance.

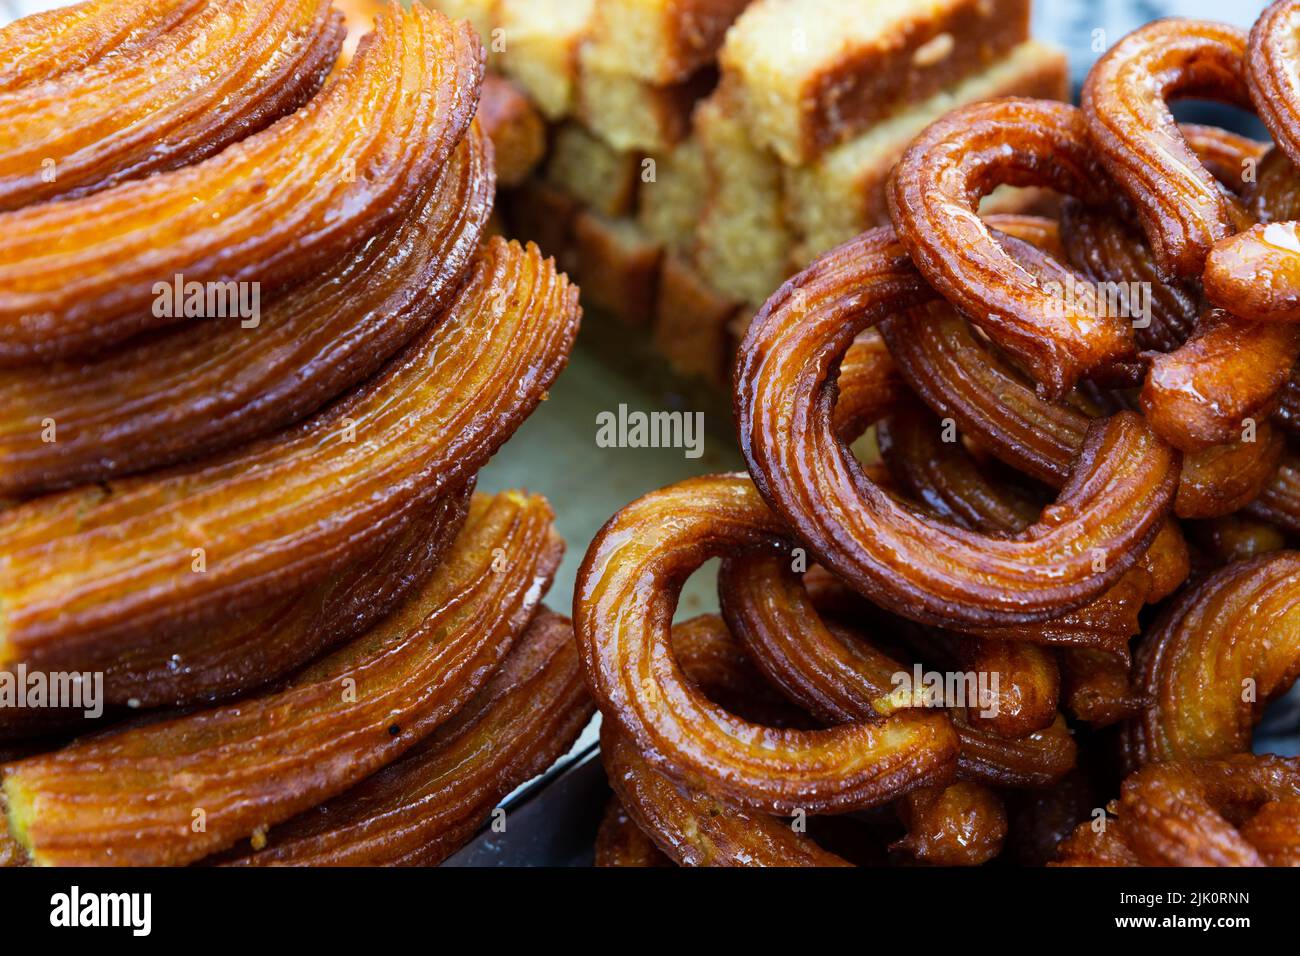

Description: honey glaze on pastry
[575,0,1300,868]
[0,2,481,364]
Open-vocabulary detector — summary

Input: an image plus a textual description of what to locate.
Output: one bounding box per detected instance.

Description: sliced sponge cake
[719,0,1032,165]
[785,40,1068,259]
[583,0,752,83]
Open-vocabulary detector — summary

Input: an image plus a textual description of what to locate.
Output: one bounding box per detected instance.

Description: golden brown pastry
[594,798,673,868]
[882,301,1279,522]
[1056,756,1300,866]
[893,783,1007,866]
[0,489,471,740]
[0,0,202,91]
[889,99,1134,397]
[1082,19,1253,278]
[576,473,960,815]
[0,2,480,364]
[0,490,563,867]
[0,122,493,496]
[1123,551,1300,768]
[0,0,344,209]
[734,227,1178,629]
[0,239,580,669]
[599,615,853,867]
[716,550,1077,788]
[225,608,593,866]
[1203,1,1300,321]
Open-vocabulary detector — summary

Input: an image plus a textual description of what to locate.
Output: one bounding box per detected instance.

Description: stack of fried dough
[430,0,1066,386]
[580,1,1300,867]
[0,0,592,867]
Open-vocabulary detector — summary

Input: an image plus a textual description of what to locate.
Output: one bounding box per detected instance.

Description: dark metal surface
[441,745,609,867]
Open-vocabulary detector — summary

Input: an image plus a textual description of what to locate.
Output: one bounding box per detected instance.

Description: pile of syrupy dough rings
[579,1,1300,868]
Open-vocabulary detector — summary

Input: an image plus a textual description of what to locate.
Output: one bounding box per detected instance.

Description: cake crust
[720,0,1032,165]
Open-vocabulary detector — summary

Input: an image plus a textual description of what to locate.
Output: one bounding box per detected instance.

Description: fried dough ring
[605,615,1006,866]
[875,405,1043,540]
[0,2,481,365]
[870,410,1062,735]
[888,99,1133,397]
[1082,18,1253,278]
[1059,648,1148,729]
[735,226,1179,629]
[1058,200,1199,355]
[0,489,472,742]
[1021,145,1295,453]
[0,490,562,867]
[831,348,1064,729]
[882,300,1280,520]
[893,782,1007,866]
[1205,219,1300,323]
[874,306,1200,650]
[1052,818,1141,866]
[601,723,851,867]
[1080,18,1300,438]
[1248,0,1300,170]
[837,265,1182,650]
[594,798,673,867]
[0,0,203,91]
[1246,445,1300,532]
[895,627,1063,739]
[717,551,1076,788]
[0,238,580,668]
[1056,756,1300,866]
[599,614,852,867]
[0,121,493,497]
[225,608,593,866]
[1175,411,1288,516]
[0,0,344,209]
[1122,551,1300,769]
[1142,308,1300,451]
[1249,159,1300,438]
[873,402,1166,652]
[575,473,959,815]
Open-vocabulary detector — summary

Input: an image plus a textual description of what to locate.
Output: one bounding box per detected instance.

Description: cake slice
[502,179,580,274]
[582,0,751,84]
[719,0,1031,165]
[572,211,665,327]
[578,58,717,153]
[692,92,792,307]
[638,140,707,256]
[784,40,1068,260]
[546,122,642,217]
[478,74,547,187]
[653,254,742,384]
[496,0,595,119]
